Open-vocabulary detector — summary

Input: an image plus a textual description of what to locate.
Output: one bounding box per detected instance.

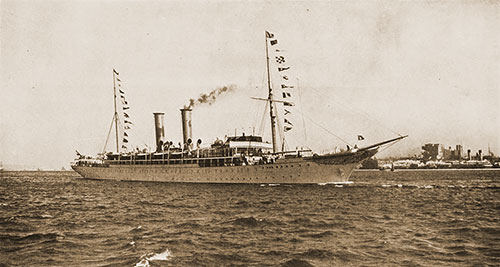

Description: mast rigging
[112,69,120,153]
[265,31,278,153]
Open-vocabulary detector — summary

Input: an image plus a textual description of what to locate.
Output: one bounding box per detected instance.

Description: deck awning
[228,141,273,149]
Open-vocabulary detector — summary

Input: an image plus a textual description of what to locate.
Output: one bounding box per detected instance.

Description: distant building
[442,144,463,160]
[422,143,440,161]
[422,143,464,161]
[442,146,453,160]
[456,145,463,160]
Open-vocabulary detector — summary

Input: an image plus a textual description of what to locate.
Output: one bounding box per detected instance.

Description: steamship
[72,31,406,184]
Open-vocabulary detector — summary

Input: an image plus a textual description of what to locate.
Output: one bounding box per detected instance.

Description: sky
[1,0,499,170]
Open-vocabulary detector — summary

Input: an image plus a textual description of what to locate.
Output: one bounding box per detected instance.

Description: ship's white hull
[72,159,359,184]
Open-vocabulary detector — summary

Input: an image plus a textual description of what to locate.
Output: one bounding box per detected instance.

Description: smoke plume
[185,85,236,109]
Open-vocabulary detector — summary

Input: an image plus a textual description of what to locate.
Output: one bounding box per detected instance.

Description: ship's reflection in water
[0,169,498,266]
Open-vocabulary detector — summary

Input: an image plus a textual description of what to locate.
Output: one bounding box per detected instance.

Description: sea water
[0,170,498,266]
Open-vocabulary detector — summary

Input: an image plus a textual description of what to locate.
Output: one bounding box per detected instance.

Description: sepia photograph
[1,0,499,266]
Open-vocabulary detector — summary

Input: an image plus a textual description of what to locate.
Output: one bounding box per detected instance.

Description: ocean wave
[233,217,262,227]
[299,230,333,238]
[118,240,136,250]
[135,248,172,267]
[479,227,500,235]
[175,221,202,228]
[209,252,251,263]
[0,217,34,231]
[136,200,166,206]
[4,232,61,243]
[258,250,288,257]
[297,248,334,259]
[235,200,249,206]
[281,258,314,267]
[289,217,313,225]
[57,239,90,249]
[130,225,143,233]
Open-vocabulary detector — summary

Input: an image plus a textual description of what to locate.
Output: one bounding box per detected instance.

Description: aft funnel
[180,108,192,149]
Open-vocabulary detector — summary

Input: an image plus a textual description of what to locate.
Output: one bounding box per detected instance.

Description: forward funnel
[153,112,165,152]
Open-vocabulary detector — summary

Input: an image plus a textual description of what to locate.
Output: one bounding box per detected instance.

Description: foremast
[103,69,132,154]
[113,69,119,153]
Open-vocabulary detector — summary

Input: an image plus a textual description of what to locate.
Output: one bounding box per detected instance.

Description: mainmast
[112,69,119,153]
[265,31,278,153]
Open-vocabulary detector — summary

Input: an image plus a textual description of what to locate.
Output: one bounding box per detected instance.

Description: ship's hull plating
[72,158,360,184]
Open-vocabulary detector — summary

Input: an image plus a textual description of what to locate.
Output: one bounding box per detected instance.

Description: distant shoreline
[1,169,499,173]
[355,168,500,172]
[0,170,75,173]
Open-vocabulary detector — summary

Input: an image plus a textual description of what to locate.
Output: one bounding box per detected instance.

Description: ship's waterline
[72,160,360,184]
